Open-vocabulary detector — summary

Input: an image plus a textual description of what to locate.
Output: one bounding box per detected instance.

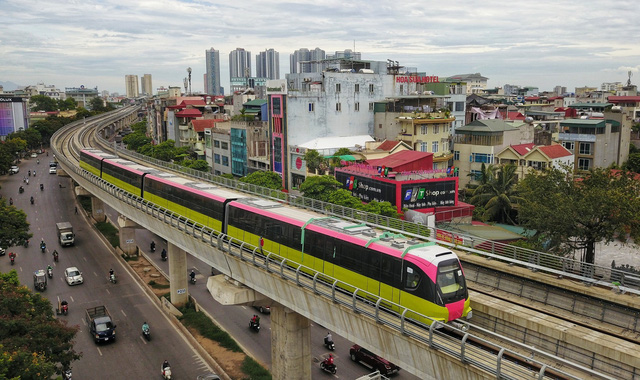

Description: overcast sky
[2,0,640,95]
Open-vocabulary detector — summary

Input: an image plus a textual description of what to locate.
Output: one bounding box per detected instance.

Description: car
[49,166,57,174]
[349,344,400,376]
[64,267,84,285]
[0,247,5,256]
[30,152,37,158]
[49,161,57,167]
[9,165,19,174]
[254,305,270,314]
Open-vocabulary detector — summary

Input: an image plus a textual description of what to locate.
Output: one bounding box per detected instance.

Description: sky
[2,0,640,95]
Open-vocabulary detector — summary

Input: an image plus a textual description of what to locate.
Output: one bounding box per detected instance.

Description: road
[0,155,214,379]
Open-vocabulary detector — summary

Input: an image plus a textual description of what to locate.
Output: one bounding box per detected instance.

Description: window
[400,85,403,93]
[369,102,374,111]
[454,151,460,161]
[221,142,228,150]
[578,158,591,170]
[355,84,360,93]
[214,140,220,148]
[470,170,482,180]
[405,265,420,289]
[471,153,492,163]
[432,141,439,153]
[433,162,438,170]
[355,102,360,111]
[336,103,341,112]
[563,141,574,151]
[336,83,341,93]
[214,154,220,164]
[528,161,546,170]
[455,102,464,112]
[579,142,592,155]
[420,142,428,152]
[308,102,314,112]
[369,84,374,93]
[222,156,229,166]
[433,125,439,134]
[421,125,428,135]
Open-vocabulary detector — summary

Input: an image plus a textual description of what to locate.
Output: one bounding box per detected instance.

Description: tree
[0,271,81,379]
[89,97,106,112]
[624,152,640,173]
[123,134,152,152]
[57,97,77,111]
[180,159,210,172]
[30,95,58,112]
[153,140,178,162]
[517,167,640,265]
[362,200,400,218]
[299,175,342,202]
[0,199,32,248]
[304,149,324,173]
[326,188,363,209]
[470,164,521,224]
[240,171,283,190]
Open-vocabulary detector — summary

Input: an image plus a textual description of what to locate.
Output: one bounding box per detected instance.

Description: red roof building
[191,119,216,132]
[365,150,433,173]
[175,108,202,118]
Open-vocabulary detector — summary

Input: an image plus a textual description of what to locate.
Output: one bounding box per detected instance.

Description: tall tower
[290,48,326,74]
[229,48,251,79]
[125,75,139,98]
[205,48,222,95]
[141,74,153,96]
[256,48,280,79]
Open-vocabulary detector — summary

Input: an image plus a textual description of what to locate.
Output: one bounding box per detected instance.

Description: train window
[405,265,420,289]
[437,260,466,303]
[380,256,400,287]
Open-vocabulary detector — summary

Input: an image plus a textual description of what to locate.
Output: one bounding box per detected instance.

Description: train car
[226,198,471,325]
[79,149,117,178]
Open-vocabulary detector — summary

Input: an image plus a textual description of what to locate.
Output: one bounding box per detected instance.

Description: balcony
[558,133,597,142]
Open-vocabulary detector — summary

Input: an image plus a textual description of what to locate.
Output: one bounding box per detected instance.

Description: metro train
[80,149,472,325]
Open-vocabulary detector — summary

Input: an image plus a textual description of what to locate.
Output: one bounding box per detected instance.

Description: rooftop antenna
[627,70,633,86]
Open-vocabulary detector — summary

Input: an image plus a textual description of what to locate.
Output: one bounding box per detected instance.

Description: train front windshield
[436,260,467,303]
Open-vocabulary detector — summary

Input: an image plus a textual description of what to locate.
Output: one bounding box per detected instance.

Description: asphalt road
[0,155,214,379]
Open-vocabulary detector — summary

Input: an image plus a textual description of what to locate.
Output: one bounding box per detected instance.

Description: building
[0,96,29,139]
[326,49,361,60]
[229,48,251,79]
[65,86,100,108]
[453,119,535,188]
[211,127,232,176]
[141,74,153,96]
[447,73,488,94]
[557,114,630,171]
[229,77,268,95]
[205,48,222,95]
[256,49,279,80]
[290,48,326,73]
[496,143,574,180]
[125,75,139,98]
[607,95,640,122]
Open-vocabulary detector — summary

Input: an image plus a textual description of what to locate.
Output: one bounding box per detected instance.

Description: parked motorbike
[320,360,337,374]
[323,337,335,351]
[109,273,117,284]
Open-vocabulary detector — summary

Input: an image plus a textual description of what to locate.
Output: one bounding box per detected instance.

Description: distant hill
[0,81,21,91]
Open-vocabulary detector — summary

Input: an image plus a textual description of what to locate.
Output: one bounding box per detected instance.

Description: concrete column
[91,196,106,222]
[271,304,311,380]
[116,215,138,255]
[168,242,188,307]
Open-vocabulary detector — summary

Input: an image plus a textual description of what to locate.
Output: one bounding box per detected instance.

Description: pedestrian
[75,206,78,214]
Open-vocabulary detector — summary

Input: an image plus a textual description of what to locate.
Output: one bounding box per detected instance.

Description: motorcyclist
[47,264,53,277]
[150,241,156,252]
[161,249,167,260]
[40,239,46,249]
[190,269,196,282]
[9,252,16,262]
[28,170,31,176]
[37,159,39,164]
[9,197,12,205]
[162,360,170,376]
[33,170,36,177]
[324,354,334,366]
[142,321,150,333]
[25,178,29,185]
[47,264,53,272]
[19,186,24,193]
[109,268,114,278]
[40,183,44,191]
[251,314,260,326]
[325,331,333,345]
[52,250,59,261]
[30,196,34,204]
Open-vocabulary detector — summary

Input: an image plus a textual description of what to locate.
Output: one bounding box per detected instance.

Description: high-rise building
[256,48,280,80]
[229,48,251,79]
[141,74,153,96]
[125,75,139,98]
[205,48,222,95]
[326,49,361,60]
[290,48,325,73]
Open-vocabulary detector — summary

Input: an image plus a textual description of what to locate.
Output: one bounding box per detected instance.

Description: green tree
[623,152,640,173]
[152,140,178,162]
[470,163,521,224]
[518,167,640,265]
[123,134,152,152]
[89,97,106,112]
[299,175,342,202]
[0,198,32,247]
[130,120,148,134]
[29,95,58,112]
[0,271,81,379]
[304,149,324,173]
[180,159,210,172]
[240,171,283,189]
[57,97,77,111]
[74,107,92,120]
[362,200,399,218]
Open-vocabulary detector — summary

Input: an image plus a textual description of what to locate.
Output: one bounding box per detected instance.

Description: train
[80,148,472,325]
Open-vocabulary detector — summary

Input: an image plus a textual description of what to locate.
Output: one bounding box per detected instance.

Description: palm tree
[470,164,521,224]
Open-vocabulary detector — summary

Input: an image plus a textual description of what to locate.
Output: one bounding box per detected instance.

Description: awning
[243,109,260,114]
[324,155,357,161]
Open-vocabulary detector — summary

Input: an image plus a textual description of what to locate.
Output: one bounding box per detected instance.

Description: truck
[86,306,116,343]
[56,222,75,246]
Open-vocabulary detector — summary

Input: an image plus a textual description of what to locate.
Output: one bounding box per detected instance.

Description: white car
[64,267,83,285]
[30,152,37,158]
[49,166,57,174]
[9,165,19,174]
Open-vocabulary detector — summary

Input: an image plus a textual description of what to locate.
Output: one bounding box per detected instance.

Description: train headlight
[466,311,473,319]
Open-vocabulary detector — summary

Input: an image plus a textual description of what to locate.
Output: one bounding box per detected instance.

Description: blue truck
[86,306,117,343]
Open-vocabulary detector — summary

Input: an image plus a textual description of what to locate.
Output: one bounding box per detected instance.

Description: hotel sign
[395,76,439,83]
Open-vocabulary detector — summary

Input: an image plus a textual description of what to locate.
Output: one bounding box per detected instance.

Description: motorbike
[62,368,72,380]
[161,250,167,261]
[161,366,172,380]
[10,256,15,265]
[150,241,156,252]
[324,337,335,351]
[47,267,53,278]
[60,301,68,315]
[28,170,31,177]
[40,183,44,191]
[320,360,337,374]
[53,251,59,262]
[190,275,196,284]
[249,320,260,332]
[30,196,34,205]
[40,242,46,253]
[142,325,151,341]
[24,239,29,248]
[109,273,117,284]
[19,186,24,194]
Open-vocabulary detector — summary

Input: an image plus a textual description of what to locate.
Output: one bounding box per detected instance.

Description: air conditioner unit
[303,78,311,82]
[253,128,260,133]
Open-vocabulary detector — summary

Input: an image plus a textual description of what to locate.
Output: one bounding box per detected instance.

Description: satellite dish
[525,117,534,123]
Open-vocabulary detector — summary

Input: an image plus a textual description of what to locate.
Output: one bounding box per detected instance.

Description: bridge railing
[56,144,605,379]
[103,140,639,297]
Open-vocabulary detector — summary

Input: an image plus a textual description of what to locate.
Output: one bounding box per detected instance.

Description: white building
[125,75,139,98]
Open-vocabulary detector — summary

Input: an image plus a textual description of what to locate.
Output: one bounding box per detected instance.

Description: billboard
[335,172,396,204]
[400,179,456,210]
